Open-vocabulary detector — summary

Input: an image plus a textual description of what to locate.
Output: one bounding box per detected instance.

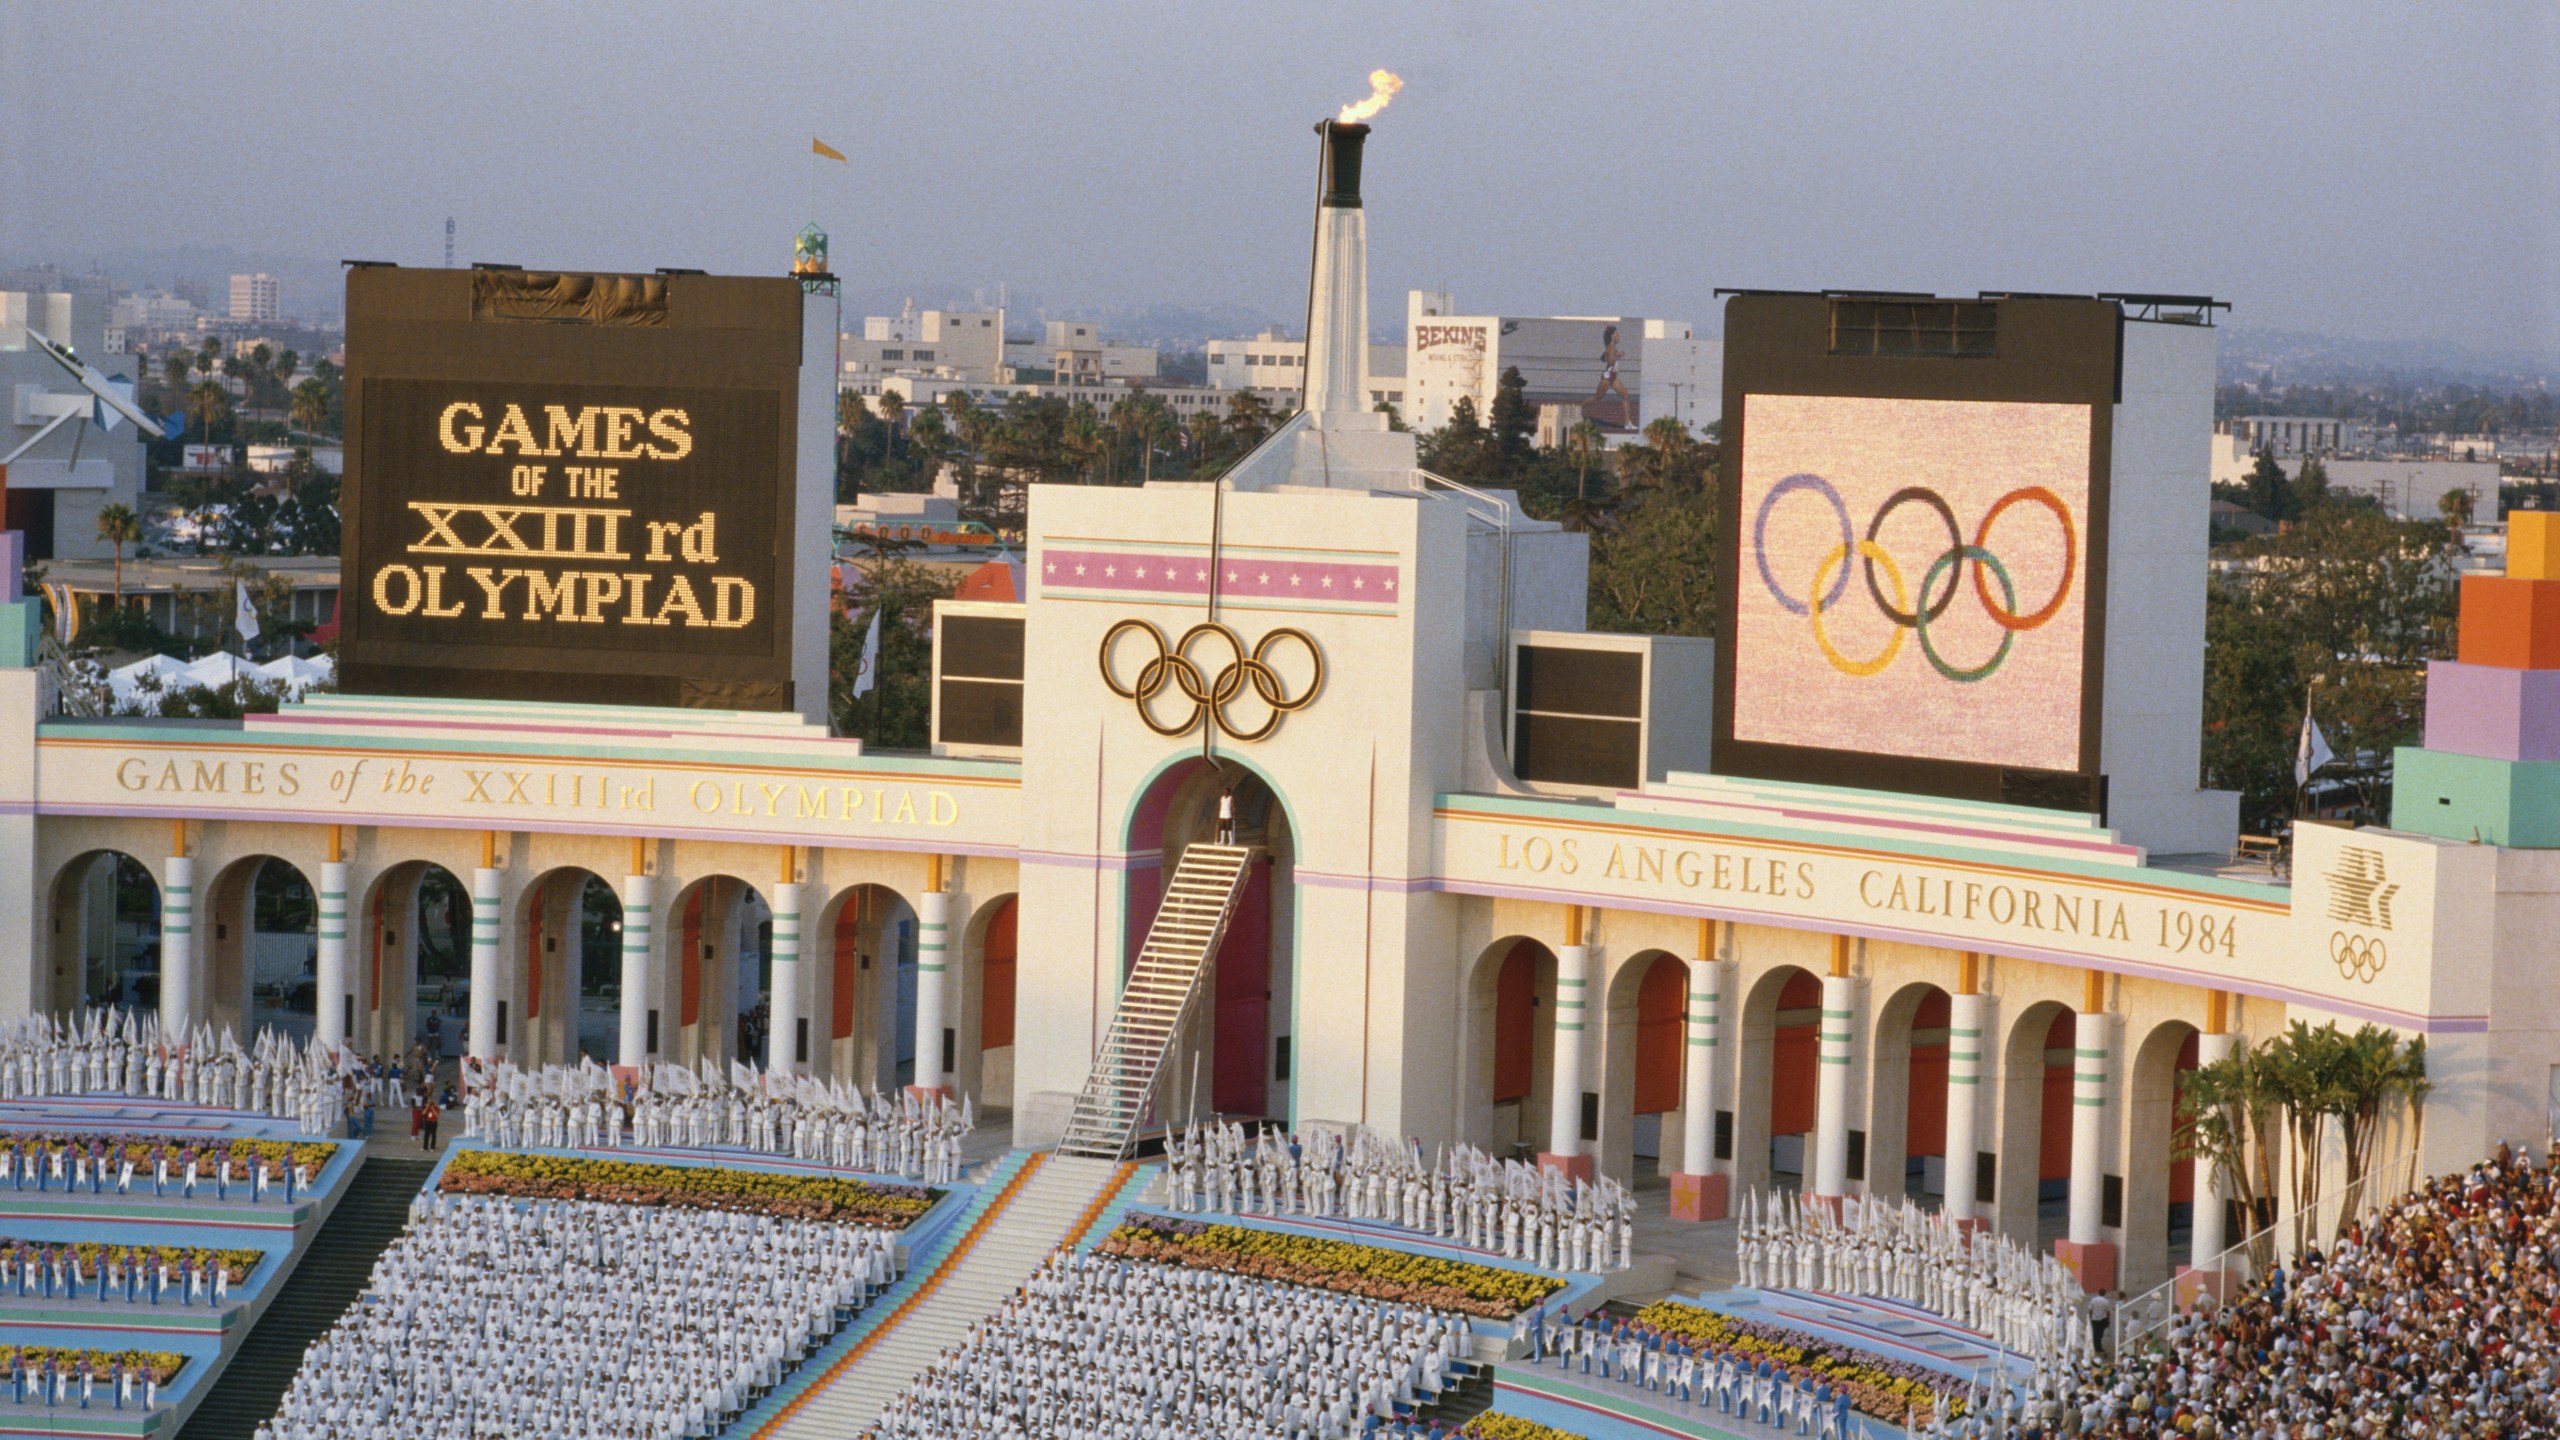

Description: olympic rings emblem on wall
[1752,472,2078,682]
[1098,618,1325,742]
[2329,931,2387,985]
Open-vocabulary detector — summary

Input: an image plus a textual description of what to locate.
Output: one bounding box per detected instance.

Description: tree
[830,552,957,748]
[2437,486,2475,527]
[161,353,191,396]
[1418,396,1500,481]
[2242,451,2290,521]
[1587,487,1718,636]
[289,378,330,439]
[186,380,231,442]
[2202,498,2457,829]
[1566,421,1603,501]
[94,503,140,602]
[1488,366,1535,459]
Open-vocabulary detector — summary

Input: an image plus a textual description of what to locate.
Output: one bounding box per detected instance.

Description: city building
[1404,291,1722,436]
[841,305,1007,385]
[0,290,150,560]
[2324,457,2500,520]
[1205,327,1405,414]
[2218,415,2373,458]
[1034,320,1158,383]
[228,273,280,324]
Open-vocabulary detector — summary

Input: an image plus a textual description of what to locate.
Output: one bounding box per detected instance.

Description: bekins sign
[38,737,1018,853]
[1426,806,2457,1018]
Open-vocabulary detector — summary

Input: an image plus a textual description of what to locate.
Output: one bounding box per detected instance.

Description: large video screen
[1731,394,2091,772]
[339,268,806,710]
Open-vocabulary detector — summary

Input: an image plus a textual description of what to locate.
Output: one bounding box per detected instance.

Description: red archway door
[1771,970,1820,1137]
[981,900,1017,1050]
[1493,942,1539,1103]
[832,899,864,1041]
[1633,957,1686,1115]
[1907,990,1951,1158]
[2041,1009,2076,1185]
[1211,860,1271,1116]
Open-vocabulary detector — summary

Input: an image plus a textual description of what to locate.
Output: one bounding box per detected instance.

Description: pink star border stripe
[1040,548,1399,603]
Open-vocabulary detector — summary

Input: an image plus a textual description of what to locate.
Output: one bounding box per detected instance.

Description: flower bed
[0,1238,261,1285]
[438,1149,939,1227]
[1457,1414,1589,1440]
[1098,1212,1566,1319]
[1634,1300,1964,1424]
[0,1132,337,1174]
[0,1346,184,1384]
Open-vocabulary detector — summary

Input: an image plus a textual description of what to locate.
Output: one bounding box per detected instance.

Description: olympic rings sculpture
[2329,931,2386,985]
[1098,618,1325,742]
[1752,472,2078,682]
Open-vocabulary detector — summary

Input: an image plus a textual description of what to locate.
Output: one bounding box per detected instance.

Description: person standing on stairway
[1216,787,1236,845]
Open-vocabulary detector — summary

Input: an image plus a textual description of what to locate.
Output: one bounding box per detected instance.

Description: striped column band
[1685,984,1718,1049]
[1818,1007,1854,1065]
[2073,1044,2110,1107]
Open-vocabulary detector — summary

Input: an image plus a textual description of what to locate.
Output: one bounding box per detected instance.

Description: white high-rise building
[228,273,280,323]
[1405,290,1722,436]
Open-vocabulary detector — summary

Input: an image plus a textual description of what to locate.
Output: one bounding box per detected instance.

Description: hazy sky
[6,2,2554,351]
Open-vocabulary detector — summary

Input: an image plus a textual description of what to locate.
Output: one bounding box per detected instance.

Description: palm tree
[161,353,191,398]
[1567,420,1603,500]
[274,349,299,388]
[95,503,141,602]
[290,379,330,440]
[186,380,231,442]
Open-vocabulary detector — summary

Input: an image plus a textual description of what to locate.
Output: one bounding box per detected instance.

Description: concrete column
[159,855,196,1037]
[2068,1009,2110,1242]
[618,874,653,1064]
[1670,948,1727,1221]
[1813,971,1855,1198]
[468,867,501,1062]
[2186,1029,2239,1277]
[2057,972,2119,1292]
[909,887,951,1095]
[769,881,804,1075]
[1943,989,1988,1226]
[1542,942,1592,1179]
[315,860,349,1052]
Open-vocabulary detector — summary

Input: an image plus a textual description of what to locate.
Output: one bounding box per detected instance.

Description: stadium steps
[1057,842,1252,1160]
[1428,1365,1499,1429]
[759,1152,1131,1439]
[177,1154,438,1440]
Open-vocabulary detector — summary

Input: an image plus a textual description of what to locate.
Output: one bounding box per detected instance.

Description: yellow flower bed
[439,1149,939,1227]
[0,1238,261,1284]
[0,1346,184,1384]
[1635,1300,1961,1424]
[1458,1413,1589,1440]
[1099,1213,1565,1319]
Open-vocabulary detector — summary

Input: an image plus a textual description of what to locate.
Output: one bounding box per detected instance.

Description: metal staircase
[1056,842,1253,1160]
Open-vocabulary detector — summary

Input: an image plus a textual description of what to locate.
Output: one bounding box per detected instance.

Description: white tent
[178,652,255,689]
[256,653,332,694]
[105,654,189,711]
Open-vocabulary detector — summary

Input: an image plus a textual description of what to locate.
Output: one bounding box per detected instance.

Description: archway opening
[1474,938,1558,1155]
[516,869,623,1067]
[1735,963,1820,1200]
[1123,757,1297,1127]
[50,851,159,1017]
[1600,950,1689,1181]
[822,883,915,1089]
[673,877,771,1068]
[205,857,317,1043]
[2123,1021,2202,1293]
[1865,982,1953,1204]
[964,895,1019,1109]
[1995,999,2075,1244]
[363,863,470,1064]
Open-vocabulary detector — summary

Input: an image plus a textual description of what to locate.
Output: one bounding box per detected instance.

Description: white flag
[851,609,881,697]
[2295,699,2335,787]
[233,582,261,642]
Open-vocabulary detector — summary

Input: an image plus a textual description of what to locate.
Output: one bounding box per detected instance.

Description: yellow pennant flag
[812,136,847,163]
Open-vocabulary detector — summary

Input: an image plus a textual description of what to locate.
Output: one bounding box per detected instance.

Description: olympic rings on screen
[2329,931,2386,985]
[1752,474,1853,617]
[1973,486,2077,630]
[1752,474,2078,681]
[1915,545,2015,684]
[1809,541,1908,678]
[1098,618,1324,742]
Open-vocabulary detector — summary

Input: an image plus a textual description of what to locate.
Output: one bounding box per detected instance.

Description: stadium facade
[0,120,2551,1304]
